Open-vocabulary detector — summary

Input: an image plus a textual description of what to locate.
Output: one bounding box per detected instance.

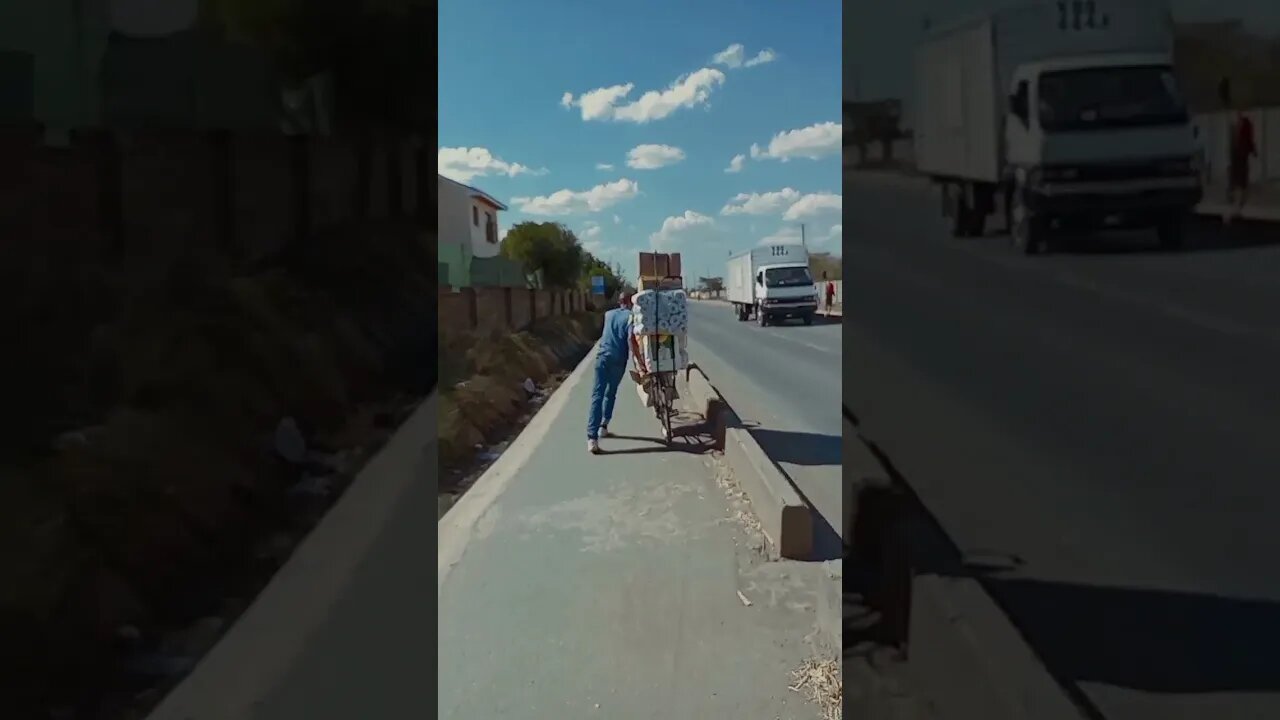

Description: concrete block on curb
[684,370,726,450]
[723,426,813,560]
[850,425,1087,719]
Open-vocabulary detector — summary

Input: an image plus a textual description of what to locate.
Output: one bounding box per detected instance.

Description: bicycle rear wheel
[654,376,673,441]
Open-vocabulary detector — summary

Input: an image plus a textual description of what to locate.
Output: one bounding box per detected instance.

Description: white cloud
[713,44,777,69]
[596,162,614,170]
[744,48,777,67]
[757,223,840,247]
[783,192,842,220]
[721,188,801,216]
[649,210,714,249]
[757,226,803,246]
[511,178,640,215]
[582,222,604,240]
[626,144,686,170]
[613,214,622,224]
[438,147,547,184]
[712,43,745,68]
[749,121,842,161]
[562,68,726,123]
[725,154,746,173]
[562,84,634,120]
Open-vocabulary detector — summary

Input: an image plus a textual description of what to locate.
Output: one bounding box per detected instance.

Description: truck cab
[754,261,817,326]
[1005,53,1201,251]
[726,244,818,326]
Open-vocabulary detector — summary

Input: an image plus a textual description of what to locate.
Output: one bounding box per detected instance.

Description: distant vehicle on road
[914,0,1202,253]
[726,245,817,326]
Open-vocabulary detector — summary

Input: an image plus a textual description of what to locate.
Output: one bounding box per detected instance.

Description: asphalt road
[846,171,1280,720]
[685,300,843,557]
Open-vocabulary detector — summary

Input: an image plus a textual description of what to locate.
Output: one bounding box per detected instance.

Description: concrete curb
[678,368,812,560]
[1194,200,1280,222]
[723,426,814,560]
[847,427,1088,720]
[683,368,727,450]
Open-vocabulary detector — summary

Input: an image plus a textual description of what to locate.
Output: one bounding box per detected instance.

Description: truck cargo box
[914,0,1173,183]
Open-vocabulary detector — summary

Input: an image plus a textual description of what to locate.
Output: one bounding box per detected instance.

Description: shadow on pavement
[767,315,842,328]
[600,422,717,455]
[970,576,1280,695]
[860,429,1280,708]
[750,429,841,467]
[803,314,843,327]
[748,429,843,561]
[1045,215,1280,255]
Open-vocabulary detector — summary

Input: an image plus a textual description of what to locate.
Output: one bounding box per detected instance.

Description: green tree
[500,222,585,289]
[580,253,624,298]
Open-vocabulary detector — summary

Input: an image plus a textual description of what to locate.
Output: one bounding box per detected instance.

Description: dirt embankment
[438,313,602,508]
[0,221,437,719]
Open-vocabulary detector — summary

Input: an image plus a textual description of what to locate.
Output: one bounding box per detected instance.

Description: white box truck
[914,0,1201,253]
[726,245,818,326]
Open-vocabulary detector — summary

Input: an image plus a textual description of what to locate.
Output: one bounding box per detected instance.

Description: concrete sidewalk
[438,349,829,719]
[1196,180,1280,222]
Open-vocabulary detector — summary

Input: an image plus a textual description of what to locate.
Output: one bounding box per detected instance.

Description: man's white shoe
[600,425,613,437]
[588,439,601,454]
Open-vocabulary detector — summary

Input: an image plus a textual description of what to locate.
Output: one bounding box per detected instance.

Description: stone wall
[0,128,424,274]
[439,287,590,338]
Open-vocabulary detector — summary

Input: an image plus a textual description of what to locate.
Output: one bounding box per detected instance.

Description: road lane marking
[945,239,1280,348]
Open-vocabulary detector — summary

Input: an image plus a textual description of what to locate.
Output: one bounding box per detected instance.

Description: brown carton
[654,253,670,278]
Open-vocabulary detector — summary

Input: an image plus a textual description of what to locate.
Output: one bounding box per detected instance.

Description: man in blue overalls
[588,291,643,454]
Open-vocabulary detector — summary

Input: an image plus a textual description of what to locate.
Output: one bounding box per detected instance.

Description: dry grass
[439,314,602,469]
[712,455,765,539]
[0,221,439,716]
[789,656,842,720]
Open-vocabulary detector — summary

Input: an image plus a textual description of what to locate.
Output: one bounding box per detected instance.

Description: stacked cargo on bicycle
[632,251,689,374]
[631,287,689,372]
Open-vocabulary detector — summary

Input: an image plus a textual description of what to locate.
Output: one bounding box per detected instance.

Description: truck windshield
[763,267,813,288]
[1037,65,1187,133]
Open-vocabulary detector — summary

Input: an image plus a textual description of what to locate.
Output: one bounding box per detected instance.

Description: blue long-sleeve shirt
[597,307,632,366]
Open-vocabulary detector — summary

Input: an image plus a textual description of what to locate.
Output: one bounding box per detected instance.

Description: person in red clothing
[1226,107,1258,223]
[823,272,835,313]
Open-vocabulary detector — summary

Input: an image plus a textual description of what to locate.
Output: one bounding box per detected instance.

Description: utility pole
[801,223,806,247]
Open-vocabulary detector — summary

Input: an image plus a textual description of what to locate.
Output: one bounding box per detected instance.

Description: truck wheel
[1011,187,1049,255]
[1157,218,1186,250]
[949,190,972,238]
[966,209,987,238]
[803,313,814,326]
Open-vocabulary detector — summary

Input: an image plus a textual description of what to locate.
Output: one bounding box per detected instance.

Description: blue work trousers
[587,357,628,440]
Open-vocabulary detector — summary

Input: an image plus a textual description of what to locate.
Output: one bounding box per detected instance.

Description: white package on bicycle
[630,289,689,371]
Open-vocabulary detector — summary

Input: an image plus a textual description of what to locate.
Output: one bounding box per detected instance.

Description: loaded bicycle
[630,253,689,443]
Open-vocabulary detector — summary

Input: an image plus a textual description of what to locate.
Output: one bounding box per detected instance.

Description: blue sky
[439,0,842,284]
